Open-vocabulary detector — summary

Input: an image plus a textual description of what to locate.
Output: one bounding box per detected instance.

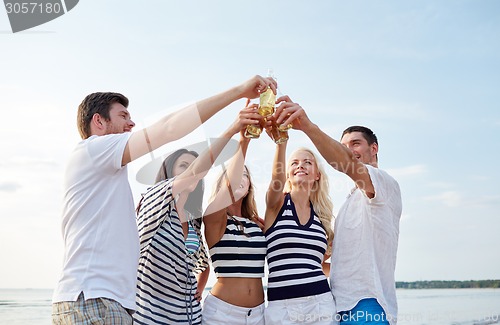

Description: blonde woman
[202,104,267,325]
[264,137,336,324]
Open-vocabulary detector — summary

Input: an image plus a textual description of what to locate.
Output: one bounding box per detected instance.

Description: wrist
[231,84,245,101]
[239,136,250,146]
[222,128,236,139]
[302,121,318,135]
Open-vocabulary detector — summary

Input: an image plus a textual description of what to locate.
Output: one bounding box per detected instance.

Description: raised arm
[172,105,260,199]
[122,75,277,165]
[203,135,250,247]
[203,105,258,247]
[264,141,287,231]
[275,96,375,197]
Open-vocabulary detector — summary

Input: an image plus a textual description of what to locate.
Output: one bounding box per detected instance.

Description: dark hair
[341,125,378,145]
[156,149,204,218]
[77,92,129,139]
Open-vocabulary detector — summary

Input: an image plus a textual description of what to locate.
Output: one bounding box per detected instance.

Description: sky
[0,0,499,289]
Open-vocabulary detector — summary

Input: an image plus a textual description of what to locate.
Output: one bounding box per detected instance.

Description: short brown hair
[341,125,378,145]
[77,92,129,139]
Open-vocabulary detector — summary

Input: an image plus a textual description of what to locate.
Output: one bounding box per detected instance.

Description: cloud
[314,102,428,121]
[386,164,427,178]
[470,195,500,208]
[0,182,21,192]
[423,190,500,210]
[424,191,462,208]
[428,181,455,189]
[468,175,489,182]
[0,157,59,168]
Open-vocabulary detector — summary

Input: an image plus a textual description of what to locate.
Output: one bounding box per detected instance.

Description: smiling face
[210,165,256,219]
[233,166,251,199]
[288,150,320,188]
[340,131,378,166]
[103,102,136,135]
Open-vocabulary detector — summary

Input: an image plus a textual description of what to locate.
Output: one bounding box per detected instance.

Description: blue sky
[0,0,499,288]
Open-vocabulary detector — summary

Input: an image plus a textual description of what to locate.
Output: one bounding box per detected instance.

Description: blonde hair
[210,165,258,221]
[284,148,334,250]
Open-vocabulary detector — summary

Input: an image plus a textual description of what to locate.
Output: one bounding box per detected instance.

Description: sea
[1,288,499,324]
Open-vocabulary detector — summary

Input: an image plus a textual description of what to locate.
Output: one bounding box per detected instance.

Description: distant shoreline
[396,280,500,289]
[2,280,500,290]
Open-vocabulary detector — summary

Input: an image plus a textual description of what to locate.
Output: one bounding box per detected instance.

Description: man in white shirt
[274,96,402,325]
[52,75,277,324]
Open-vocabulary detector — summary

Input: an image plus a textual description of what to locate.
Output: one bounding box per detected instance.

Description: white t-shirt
[52,133,139,311]
[330,165,402,325]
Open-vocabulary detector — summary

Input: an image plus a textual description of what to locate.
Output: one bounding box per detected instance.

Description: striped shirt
[209,215,266,278]
[134,179,209,325]
[265,193,330,301]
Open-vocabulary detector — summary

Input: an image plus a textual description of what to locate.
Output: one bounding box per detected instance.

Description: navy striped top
[265,193,330,301]
[134,179,209,325]
[209,215,266,278]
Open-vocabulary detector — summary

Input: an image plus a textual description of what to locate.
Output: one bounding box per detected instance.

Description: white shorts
[202,292,265,325]
[265,292,337,325]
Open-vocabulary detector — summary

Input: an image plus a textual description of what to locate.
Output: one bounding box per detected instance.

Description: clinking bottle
[244,69,276,139]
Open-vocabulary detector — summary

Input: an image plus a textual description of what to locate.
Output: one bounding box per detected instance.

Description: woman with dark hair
[155,148,210,298]
[134,105,263,325]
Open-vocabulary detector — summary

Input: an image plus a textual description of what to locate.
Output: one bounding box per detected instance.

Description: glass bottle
[244,69,276,138]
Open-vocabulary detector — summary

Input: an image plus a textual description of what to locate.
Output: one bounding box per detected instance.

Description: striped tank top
[265,193,330,301]
[209,215,266,278]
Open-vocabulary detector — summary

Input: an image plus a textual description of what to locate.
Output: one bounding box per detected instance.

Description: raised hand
[238,75,278,100]
[274,95,313,131]
[229,99,264,137]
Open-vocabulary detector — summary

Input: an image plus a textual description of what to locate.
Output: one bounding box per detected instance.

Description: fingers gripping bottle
[244,69,276,138]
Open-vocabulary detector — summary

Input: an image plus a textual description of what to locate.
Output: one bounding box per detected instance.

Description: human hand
[274,95,313,131]
[229,99,263,137]
[194,289,202,302]
[237,75,278,100]
[262,114,275,140]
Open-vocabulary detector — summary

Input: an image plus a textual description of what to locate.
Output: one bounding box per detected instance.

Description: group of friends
[51,75,402,325]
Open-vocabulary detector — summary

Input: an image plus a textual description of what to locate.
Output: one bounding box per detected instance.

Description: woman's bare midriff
[210,277,264,308]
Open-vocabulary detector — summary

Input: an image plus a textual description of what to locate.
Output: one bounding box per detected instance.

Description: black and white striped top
[265,193,331,301]
[209,215,266,278]
[134,179,209,325]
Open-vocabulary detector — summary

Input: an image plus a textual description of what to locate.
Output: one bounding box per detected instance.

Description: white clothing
[52,133,139,311]
[265,292,337,325]
[330,165,402,325]
[203,292,265,325]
